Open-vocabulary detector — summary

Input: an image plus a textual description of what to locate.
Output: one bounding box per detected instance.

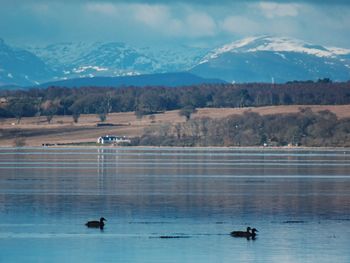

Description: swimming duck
[85,217,106,229]
[250,228,258,238]
[230,227,251,237]
[230,227,258,238]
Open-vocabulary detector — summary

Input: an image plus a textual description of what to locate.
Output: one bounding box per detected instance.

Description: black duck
[85,217,106,229]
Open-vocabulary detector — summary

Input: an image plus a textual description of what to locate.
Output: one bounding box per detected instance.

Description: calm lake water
[0,147,349,263]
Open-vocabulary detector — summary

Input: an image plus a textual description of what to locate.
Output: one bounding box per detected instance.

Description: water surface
[0,147,349,262]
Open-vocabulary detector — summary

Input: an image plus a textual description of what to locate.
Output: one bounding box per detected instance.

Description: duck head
[100,217,107,222]
[251,228,258,234]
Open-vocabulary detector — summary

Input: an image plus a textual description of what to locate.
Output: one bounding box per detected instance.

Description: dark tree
[98,113,107,122]
[179,106,197,121]
[72,112,80,123]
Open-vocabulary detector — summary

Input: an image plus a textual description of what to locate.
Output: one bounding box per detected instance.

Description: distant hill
[37,72,225,88]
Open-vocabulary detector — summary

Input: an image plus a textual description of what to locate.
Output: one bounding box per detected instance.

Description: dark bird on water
[250,228,258,238]
[230,227,258,239]
[85,217,107,229]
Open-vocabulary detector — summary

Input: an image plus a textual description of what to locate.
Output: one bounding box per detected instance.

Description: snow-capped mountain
[28,42,157,79]
[191,35,350,83]
[27,42,207,81]
[0,39,54,86]
[1,39,207,86]
[1,35,350,87]
[203,36,350,59]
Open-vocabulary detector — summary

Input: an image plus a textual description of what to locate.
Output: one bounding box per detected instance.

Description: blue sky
[0,0,349,48]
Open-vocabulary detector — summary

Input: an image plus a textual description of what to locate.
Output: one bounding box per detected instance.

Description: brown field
[1,105,350,147]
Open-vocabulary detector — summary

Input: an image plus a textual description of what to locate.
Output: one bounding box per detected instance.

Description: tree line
[136,109,350,147]
[1,81,350,123]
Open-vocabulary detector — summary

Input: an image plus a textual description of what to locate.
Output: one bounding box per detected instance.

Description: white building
[97,135,131,145]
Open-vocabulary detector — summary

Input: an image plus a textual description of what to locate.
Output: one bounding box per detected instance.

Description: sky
[0,0,349,48]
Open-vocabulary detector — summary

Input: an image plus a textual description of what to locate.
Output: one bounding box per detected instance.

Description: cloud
[185,12,217,37]
[258,2,300,18]
[131,4,185,37]
[132,4,216,38]
[221,16,260,35]
[0,0,349,49]
[133,4,171,27]
[85,3,120,15]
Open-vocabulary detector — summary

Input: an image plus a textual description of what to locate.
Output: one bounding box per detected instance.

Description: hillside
[37,72,225,88]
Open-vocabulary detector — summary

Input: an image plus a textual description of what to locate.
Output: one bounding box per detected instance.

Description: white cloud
[258,2,300,18]
[2,1,350,49]
[85,3,119,16]
[132,4,216,38]
[133,4,170,27]
[221,16,260,35]
[185,12,217,37]
[132,4,185,37]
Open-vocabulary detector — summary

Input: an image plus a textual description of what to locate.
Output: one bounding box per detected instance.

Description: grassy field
[1,105,350,147]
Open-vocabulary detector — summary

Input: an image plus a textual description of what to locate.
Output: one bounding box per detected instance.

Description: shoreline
[0,145,349,151]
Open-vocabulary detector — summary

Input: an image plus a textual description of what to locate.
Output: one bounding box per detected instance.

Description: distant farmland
[1,105,350,147]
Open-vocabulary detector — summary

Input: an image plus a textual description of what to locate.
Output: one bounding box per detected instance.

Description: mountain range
[0,35,350,87]
[191,36,350,83]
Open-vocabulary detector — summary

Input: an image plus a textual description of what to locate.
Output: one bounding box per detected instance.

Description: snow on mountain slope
[201,36,350,62]
[192,35,350,83]
[28,42,151,79]
[139,45,208,73]
[28,42,207,80]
